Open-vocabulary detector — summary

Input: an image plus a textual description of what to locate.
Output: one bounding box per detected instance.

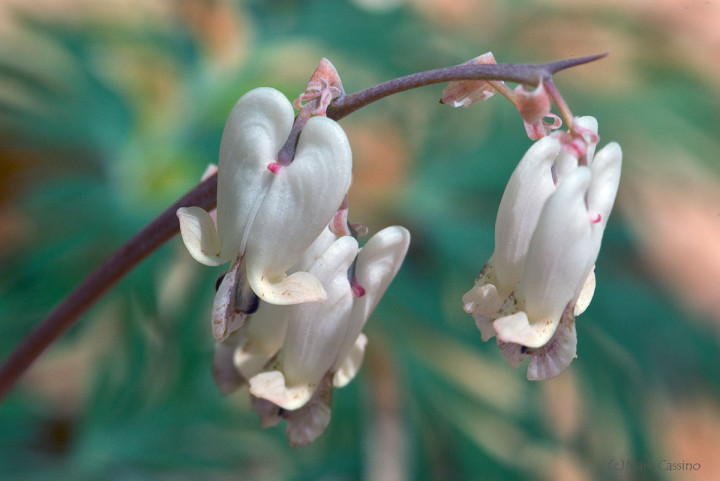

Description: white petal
[351,226,410,321]
[494,310,558,349]
[246,116,353,304]
[233,351,272,382]
[290,227,338,274]
[499,167,594,348]
[250,236,358,408]
[334,226,410,369]
[245,271,328,305]
[587,142,622,241]
[280,236,358,388]
[573,267,596,316]
[576,115,599,162]
[521,166,594,314]
[215,87,295,263]
[233,302,290,380]
[177,207,223,266]
[463,281,501,319]
[491,136,561,291]
[462,280,501,340]
[462,262,505,337]
[248,370,314,411]
[553,116,597,184]
[333,333,368,388]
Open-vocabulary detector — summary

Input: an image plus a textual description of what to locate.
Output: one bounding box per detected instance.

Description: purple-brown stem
[542,77,576,133]
[0,52,607,404]
[275,107,313,168]
[327,52,607,120]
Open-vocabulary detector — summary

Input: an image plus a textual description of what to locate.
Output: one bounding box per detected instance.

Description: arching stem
[0,51,608,405]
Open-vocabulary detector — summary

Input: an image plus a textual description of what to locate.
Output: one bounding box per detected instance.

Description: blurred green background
[1,0,719,480]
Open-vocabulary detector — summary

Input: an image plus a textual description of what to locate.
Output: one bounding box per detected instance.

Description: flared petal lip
[494,311,559,348]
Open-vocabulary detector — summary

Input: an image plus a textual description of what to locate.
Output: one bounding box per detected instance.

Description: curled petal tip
[249,271,328,305]
[462,283,500,319]
[574,268,596,316]
[177,206,226,266]
[598,141,623,162]
[249,371,314,411]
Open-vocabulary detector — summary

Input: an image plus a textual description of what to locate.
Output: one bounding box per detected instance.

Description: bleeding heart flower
[463,117,621,379]
[177,87,352,340]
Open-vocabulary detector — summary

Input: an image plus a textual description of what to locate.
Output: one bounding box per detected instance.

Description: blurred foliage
[1,0,720,480]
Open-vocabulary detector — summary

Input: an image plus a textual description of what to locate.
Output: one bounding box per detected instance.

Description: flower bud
[441,52,501,107]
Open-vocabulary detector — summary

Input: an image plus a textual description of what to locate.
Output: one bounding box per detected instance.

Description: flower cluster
[462,117,622,380]
[177,87,410,445]
[174,53,621,446]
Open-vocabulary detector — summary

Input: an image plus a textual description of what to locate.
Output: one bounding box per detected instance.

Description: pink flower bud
[293,58,344,116]
[515,83,551,124]
[441,52,501,107]
[515,83,562,140]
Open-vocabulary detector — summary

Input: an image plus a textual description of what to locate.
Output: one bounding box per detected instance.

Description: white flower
[248,234,359,408]
[211,227,339,394]
[177,87,352,309]
[463,117,621,379]
[226,225,410,445]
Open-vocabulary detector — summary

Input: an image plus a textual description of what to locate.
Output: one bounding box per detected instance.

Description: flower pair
[462,117,621,380]
[215,225,409,446]
[177,87,410,445]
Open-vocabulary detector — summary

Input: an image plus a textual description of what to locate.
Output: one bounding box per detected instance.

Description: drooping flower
[463,116,598,340]
[211,227,339,394]
[176,87,352,340]
[212,225,409,445]
[463,117,621,379]
[248,234,360,410]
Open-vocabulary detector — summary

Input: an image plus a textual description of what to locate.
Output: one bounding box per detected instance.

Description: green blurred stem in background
[0,52,607,405]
